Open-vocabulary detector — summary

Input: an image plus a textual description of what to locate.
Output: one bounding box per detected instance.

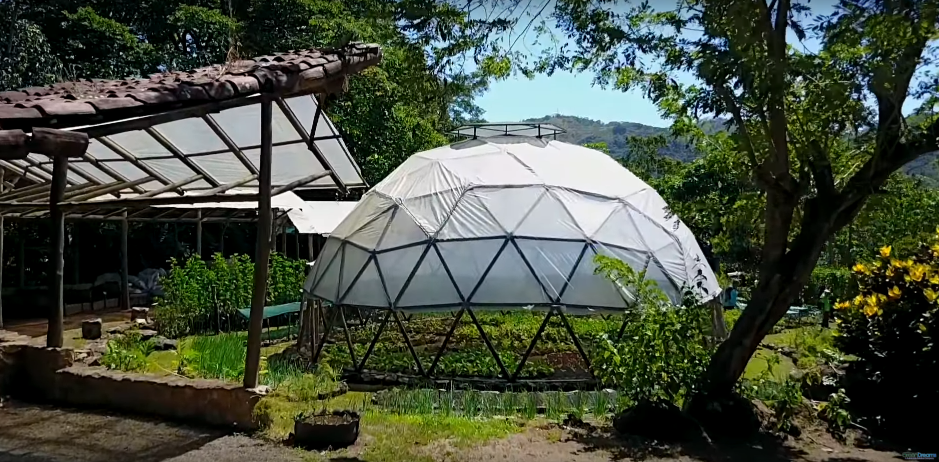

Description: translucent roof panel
[285,96,365,187]
[54,95,365,193]
[307,137,720,313]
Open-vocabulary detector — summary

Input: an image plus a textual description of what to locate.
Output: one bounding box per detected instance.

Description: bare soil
[453,425,903,462]
[0,401,302,462]
[3,309,130,340]
[0,400,904,462]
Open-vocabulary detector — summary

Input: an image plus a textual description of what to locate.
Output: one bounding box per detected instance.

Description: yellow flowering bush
[835,234,939,443]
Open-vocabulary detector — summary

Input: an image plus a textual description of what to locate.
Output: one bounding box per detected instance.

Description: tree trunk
[708,298,728,343]
[694,201,839,399]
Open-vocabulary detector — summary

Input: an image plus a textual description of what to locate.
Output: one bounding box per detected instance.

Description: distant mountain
[523,114,939,183]
[522,115,720,162]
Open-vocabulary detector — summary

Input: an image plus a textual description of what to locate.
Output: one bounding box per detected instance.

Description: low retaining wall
[0,342,26,396]
[1,343,260,430]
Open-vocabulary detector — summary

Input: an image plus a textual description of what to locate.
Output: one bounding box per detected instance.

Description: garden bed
[317,311,621,383]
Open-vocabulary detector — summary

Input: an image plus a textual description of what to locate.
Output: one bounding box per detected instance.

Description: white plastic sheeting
[151,191,358,235]
[11,94,364,192]
[306,136,719,313]
[301,201,360,235]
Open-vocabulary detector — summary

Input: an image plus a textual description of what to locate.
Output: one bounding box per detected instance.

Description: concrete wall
[1,343,260,430]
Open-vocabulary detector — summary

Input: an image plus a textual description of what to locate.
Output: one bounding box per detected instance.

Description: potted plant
[293,408,360,450]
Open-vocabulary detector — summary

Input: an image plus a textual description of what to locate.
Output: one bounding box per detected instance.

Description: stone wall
[0,343,25,396]
[48,367,261,430]
[0,343,260,430]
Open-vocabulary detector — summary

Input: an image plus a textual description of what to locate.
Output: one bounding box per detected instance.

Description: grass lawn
[323,412,525,462]
[258,390,529,462]
[744,348,795,380]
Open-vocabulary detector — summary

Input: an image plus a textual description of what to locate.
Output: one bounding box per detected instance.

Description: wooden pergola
[0,43,382,388]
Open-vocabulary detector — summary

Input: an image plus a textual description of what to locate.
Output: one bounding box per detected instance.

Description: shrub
[267,253,307,305]
[817,388,851,440]
[154,252,306,337]
[154,256,220,338]
[738,354,803,432]
[723,308,742,329]
[589,255,714,406]
[834,237,939,442]
[807,266,857,306]
[101,331,156,372]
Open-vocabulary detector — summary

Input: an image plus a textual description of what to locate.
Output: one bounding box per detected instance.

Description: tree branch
[809,140,837,200]
[868,4,936,177]
[715,85,760,167]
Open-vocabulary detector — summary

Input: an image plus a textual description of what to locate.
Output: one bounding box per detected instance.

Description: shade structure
[4,94,363,193]
[306,136,719,313]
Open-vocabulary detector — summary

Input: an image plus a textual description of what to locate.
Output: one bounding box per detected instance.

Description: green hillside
[525,114,939,182]
[522,115,716,162]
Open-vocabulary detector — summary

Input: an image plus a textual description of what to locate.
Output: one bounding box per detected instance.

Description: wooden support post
[196,210,203,258]
[294,232,300,260]
[120,211,130,311]
[307,234,315,262]
[0,169,4,329]
[220,221,229,255]
[48,155,69,348]
[72,225,80,285]
[244,98,274,389]
[17,239,24,288]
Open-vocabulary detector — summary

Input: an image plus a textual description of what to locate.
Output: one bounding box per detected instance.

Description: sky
[470,0,881,127]
[477,70,675,127]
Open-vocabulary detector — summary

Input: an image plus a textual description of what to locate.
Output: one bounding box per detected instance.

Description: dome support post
[393,310,425,376]
[556,309,593,375]
[311,305,336,363]
[339,306,358,366]
[356,309,391,372]
[466,308,510,380]
[427,308,465,375]
[511,309,554,381]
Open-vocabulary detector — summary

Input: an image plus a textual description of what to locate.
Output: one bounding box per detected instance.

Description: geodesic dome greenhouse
[305,136,719,313]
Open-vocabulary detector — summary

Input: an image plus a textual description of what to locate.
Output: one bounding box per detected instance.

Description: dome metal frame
[302,135,717,385]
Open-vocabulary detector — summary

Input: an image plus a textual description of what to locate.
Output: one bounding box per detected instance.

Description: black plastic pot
[293,411,360,450]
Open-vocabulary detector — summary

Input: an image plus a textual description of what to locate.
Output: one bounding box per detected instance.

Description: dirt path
[0,401,303,462]
[0,400,904,462]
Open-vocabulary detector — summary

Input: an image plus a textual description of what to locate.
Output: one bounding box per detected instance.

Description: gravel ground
[0,401,303,462]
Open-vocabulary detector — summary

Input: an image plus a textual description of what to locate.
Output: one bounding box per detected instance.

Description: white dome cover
[306,136,719,312]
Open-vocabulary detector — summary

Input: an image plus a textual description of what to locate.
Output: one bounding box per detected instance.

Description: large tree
[502,0,939,398]
[1,0,510,184]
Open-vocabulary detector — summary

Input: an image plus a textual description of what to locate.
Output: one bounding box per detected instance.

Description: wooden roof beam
[0,180,51,201]
[132,174,204,199]
[15,182,99,203]
[68,176,155,202]
[78,152,147,194]
[271,171,331,196]
[201,174,258,196]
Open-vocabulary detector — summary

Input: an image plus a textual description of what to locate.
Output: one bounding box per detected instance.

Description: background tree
[516,0,939,400]
[0,0,511,184]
